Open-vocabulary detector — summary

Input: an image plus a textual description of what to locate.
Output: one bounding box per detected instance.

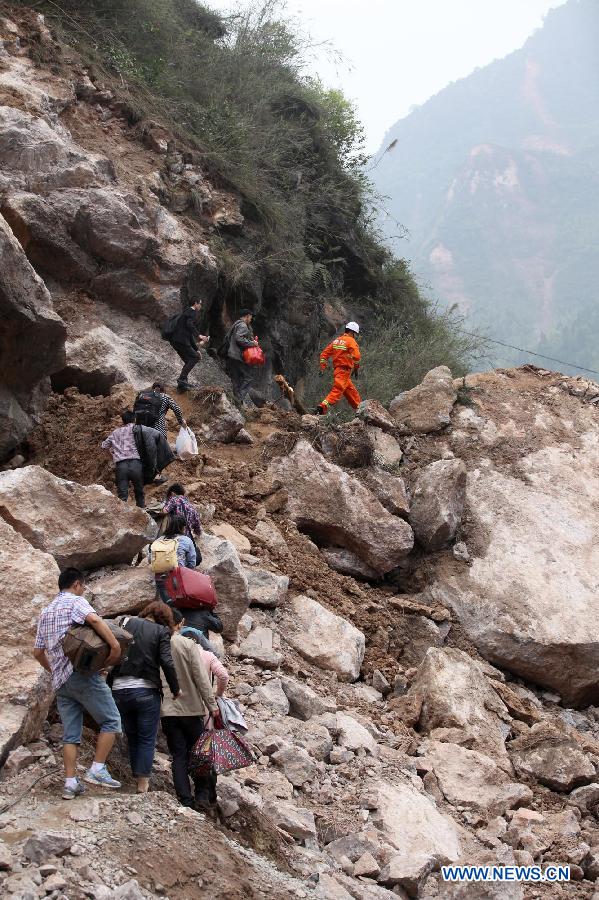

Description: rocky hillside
[0,1,472,465]
[4,358,599,898]
[372,0,599,372]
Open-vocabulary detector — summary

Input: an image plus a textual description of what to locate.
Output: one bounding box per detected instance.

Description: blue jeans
[56,672,121,745]
[113,688,161,777]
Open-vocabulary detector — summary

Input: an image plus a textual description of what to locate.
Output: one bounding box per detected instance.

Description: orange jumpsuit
[319,332,361,412]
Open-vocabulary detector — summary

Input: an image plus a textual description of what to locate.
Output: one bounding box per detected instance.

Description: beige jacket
[160,633,217,718]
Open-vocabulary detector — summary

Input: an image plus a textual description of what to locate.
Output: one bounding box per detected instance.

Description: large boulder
[371,779,462,895]
[390,366,457,434]
[0,212,65,460]
[192,388,244,444]
[509,724,596,792]
[421,741,532,820]
[410,459,467,550]
[433,442,599,706]
[198,533,249,640]
[362,468,410,518]
[409,648,511,759]
[0,466,156,569]
[88,567,157,617]
[0,518,59,766]
[245,567,289,608]
[270,440,413,576]
[285,595,365,682]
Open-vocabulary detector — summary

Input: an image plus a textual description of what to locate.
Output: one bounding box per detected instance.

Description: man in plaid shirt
[101,410,146,507]
[34,568,123,799]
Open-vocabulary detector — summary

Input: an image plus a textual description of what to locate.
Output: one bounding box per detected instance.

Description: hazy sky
[209,0,567,151]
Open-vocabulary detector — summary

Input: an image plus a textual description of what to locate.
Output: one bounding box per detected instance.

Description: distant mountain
[372,0,599,373]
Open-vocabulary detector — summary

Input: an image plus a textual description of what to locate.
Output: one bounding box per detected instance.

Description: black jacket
[133,425,175,484]
[171,307,199,349]
[174,606,223,637]
[109,617,179,696]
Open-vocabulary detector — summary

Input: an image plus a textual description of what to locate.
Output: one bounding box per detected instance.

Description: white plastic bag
[175,426,198,460]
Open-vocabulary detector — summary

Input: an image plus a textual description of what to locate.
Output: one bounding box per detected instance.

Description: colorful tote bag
[189,727,255,778]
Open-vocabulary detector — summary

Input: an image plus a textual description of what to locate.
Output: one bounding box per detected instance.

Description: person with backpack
[316,321,362,415]
[163,300,209,393]
[108,602,181,794]
[151,513,197,605]
[133,381,187,440]
[160,609,223,811]
[226,308,259,406]
[101,410,146,508]
[33,568,122,799]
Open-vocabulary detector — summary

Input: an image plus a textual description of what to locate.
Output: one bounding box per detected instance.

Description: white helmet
[345,321,360,334]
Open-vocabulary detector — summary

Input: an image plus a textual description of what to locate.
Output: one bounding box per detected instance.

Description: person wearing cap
[316,322,362,414]
[227,308,258,406]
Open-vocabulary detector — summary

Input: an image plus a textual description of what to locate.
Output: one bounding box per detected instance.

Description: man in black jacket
[169,300,209,392]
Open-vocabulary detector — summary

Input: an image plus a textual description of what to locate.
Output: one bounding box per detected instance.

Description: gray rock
[281,678,325,721]
[367,426,403,468]
[198,533,250,641]
[270,440,413,576]
[263,800,317,841]
[246,567,289,608]
[357,399,397,432]
[321,547,379,580]
[390,366,457,434]
[568,782,599,813]
[511,740,595,792]
[253,678,290,715]
[362,469,410,518]
[410,459,467,550]
[372,669,391,696]
[0,840,12,870]
[238,626,282,668]
[286,595,365,682]
[271,745,319,787]
[23,831,72,863]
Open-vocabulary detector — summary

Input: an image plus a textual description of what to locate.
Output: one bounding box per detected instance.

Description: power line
[456,328,599,379]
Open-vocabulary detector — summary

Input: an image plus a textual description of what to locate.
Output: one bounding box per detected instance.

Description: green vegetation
[12,0,482,395]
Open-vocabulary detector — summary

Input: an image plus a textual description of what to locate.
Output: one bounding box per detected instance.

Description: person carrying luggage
[226,308,258,406]
[151,514,197,604]
[181,626,229,696]
[101,410,146,508]
[134,382,187,440]
[165,300,209,393]
[316,321,362,415]
[108,603,180,794]
[160,610,223,811]
[33,568,123,799]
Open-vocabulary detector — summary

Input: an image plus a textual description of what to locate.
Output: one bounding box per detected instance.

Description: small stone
[353,851,380,878]
[0,841,12,871]
[126,812,143,826]
[39,864,58,878]
[43,872,68,892]
[23,832,73,864]
[69,799,100,822]
[4,746,35,776]
[372,669,391,696]
[452,541,471,563]
[329,748,354,765]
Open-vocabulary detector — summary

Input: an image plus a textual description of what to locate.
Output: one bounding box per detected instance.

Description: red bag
[243,335,265,367]
[163,566,217,609]
[189,727,255,777]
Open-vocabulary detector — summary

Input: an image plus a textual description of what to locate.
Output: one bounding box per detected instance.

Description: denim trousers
[113,688,161,777]
[56,671,121,745]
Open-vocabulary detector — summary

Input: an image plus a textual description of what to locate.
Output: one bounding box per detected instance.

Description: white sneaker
[84,765,121,789]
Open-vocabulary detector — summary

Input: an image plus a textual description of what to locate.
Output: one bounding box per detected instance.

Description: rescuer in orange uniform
[316,322,361,414]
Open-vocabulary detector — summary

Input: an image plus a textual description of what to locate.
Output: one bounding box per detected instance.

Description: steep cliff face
[373,0,599,370]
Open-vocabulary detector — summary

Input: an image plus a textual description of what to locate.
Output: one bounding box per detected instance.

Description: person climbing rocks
[153,513,197,605]
[33,568,123,799]
[133,381,187,440]
[316,321,361,415]
[163,483,202,552]
[101,410,146,508]
[168,299,209,392]
[109,603,180,794]
[160,609,223,811]
[226,308,258,406]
